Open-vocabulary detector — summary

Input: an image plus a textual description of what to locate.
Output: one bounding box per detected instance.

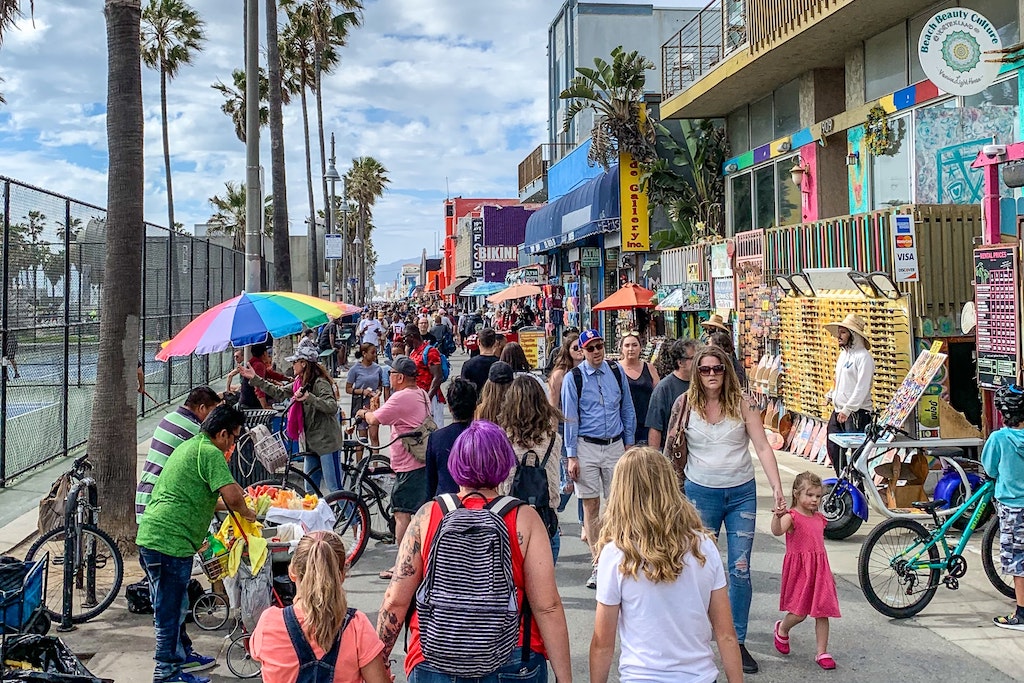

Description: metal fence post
[1,180,10,486]
[166,227,173,405]
[63,200,71,458]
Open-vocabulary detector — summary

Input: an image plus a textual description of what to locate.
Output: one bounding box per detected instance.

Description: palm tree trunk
[358,206,366,306]
[91,0,145,542]
[300,84,317,295]
[311,49,327,296]
[159,66,175,233]
[265,0,291,291]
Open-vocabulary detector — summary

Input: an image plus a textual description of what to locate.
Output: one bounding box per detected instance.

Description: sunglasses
[623,331,640,338]
[570,345,581,352]
[584,343,605,351]
[697,364,726,376]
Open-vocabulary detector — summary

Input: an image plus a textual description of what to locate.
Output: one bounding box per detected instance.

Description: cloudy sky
[0,0,660,265]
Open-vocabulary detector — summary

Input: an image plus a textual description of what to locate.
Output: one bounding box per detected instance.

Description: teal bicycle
[857,477,1014,618]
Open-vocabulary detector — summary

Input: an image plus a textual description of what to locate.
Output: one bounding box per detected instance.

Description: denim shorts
[408,648,548,683]
[392,467,429,514]
[998,503,1024,577]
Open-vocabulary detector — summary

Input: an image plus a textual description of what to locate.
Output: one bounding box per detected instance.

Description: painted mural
[914,105,1018,204]
[847,126,869,214]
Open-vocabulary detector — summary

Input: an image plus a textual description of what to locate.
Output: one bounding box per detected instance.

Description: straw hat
[823,314,871,350]
[701,314,731,333]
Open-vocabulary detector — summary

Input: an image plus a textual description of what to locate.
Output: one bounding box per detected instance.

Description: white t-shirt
[596,536,726,683]
[358,318,384,346]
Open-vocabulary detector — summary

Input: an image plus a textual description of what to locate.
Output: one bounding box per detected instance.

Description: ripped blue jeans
[684,478,757,643]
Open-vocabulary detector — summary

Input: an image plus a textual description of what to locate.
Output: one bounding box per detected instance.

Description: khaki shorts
[574,438,624,500]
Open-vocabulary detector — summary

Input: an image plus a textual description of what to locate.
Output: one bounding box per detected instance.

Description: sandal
[816,653,836,670]
[773,620,790,655]
[378,568,394,580]
[993,613,1024,631]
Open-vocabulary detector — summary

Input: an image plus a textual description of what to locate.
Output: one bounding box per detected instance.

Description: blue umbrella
[461,281,507,297]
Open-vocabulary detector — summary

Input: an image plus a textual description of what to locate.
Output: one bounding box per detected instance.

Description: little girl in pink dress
[770,471,841,670]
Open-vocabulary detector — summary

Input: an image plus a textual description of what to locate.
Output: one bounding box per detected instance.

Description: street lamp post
[325,133,341,303]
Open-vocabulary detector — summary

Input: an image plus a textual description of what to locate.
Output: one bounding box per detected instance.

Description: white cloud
[0,0,656,266]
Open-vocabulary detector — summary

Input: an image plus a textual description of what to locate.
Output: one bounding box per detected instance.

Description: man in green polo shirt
[137,405,255,683]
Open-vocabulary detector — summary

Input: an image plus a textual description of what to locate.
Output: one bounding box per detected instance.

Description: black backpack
[317,323,334,351]
[511,438,558,538]
[570,361,623,424]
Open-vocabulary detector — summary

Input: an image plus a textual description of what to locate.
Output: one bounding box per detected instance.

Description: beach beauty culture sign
[918,9,1001,96]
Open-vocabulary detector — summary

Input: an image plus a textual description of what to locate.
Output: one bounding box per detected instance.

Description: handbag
[665,393,691,483]
[400,390,439,463]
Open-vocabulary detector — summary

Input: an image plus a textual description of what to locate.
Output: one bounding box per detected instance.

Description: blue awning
[523,165,619,255]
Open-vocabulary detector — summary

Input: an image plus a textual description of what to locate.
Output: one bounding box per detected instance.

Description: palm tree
[141,0,205,235]
[0,0,30,43]
[206,181,274,252]
[263,0,292,291]
[88,0,146,540]
[344,156,388,305]
[212,67,269,143]
[559,45,657,170]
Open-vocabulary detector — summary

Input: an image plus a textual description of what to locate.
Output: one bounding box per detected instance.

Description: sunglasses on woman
[697,364,726,376]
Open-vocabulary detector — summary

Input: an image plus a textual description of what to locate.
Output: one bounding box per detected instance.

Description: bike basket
[198,550,231,583]
[249,424,288,474]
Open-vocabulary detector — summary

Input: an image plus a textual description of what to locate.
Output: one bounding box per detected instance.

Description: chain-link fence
[0,176,261,485]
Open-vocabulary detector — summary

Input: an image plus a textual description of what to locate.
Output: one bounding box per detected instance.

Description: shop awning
[523,165,620,255]
[656,288,686,311]
[442,276,474,296]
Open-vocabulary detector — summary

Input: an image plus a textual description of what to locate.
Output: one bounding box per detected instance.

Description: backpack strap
[540,436,556,468]
[571,366,583,424]
[435,493,463,514]
[484,494,524,518]
[607,360,623,393]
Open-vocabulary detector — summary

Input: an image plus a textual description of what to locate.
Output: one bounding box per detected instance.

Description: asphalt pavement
[3,349,1023,682]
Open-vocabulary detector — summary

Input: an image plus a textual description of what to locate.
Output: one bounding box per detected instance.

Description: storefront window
[754,166,776,229]
[774,79,801,138]
[871,114,912,209]
[966,0,1020,45]
[727,107,749,156]
[777,157,802,226]
[865,22,908,101]
[749,96,773,148]
[909,1,956,83]
[730,173,753,234]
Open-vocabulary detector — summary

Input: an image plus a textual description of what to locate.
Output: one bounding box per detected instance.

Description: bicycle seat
[911,499,947,513]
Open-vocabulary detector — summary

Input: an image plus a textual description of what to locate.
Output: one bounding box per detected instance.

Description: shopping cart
[0,555,49,637]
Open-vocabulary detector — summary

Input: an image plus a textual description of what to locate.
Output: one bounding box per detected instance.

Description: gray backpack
[415,494,531,676]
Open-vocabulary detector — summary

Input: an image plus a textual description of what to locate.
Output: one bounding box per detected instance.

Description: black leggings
[826,409,871,478]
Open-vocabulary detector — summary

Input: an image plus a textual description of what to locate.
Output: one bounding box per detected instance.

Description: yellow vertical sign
[619,150,650,252]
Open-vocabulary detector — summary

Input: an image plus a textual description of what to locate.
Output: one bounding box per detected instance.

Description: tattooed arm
[376,502,429,658]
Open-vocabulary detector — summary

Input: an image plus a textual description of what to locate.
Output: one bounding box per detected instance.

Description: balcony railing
[747,0,839,53]
[662,0,747,101]
[519,145,547,193]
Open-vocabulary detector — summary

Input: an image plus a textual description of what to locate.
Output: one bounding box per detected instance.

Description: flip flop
[378,568,394,580]
[773,620,790,655]
[816,653,836,670]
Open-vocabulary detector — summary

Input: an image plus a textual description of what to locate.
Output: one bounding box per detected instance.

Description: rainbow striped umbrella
[156,291,343,361]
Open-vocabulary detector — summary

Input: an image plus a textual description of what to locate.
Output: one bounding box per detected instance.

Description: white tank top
[684,411,755,488]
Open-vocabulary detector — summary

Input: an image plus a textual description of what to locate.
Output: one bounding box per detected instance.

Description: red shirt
[250,356,287,402]
[403,496,546,675]
[412,341,445,404]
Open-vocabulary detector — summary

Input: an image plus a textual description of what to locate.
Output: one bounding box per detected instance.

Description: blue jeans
[304,449,342,493]
[409,648,548,683]
[684,478,757,643]
[139,548,194,682]
[550,529,561,565]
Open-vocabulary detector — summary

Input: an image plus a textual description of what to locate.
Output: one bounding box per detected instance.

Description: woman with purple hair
[376,421,573,683]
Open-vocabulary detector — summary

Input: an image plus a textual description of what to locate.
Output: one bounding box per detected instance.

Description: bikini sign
[892,214,920,282]
[918,8,1002,96]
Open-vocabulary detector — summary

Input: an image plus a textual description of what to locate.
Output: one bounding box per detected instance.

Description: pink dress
[779,510,841,618]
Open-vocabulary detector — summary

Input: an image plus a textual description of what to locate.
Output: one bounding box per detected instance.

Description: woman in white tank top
[678,345,787,674]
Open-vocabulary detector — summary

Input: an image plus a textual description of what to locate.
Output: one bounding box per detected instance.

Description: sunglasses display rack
[735,259,783,373]
[777,291,913,423]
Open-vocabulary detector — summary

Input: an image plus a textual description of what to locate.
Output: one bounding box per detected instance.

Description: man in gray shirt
[646,339,698,449]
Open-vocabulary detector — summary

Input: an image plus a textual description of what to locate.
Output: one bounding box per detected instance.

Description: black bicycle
[336,420,397,544]
[26,454,124,624]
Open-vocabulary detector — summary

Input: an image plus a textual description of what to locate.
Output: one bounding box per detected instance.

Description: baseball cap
[390,355,418,377]
[286,346,320,364]
[578,329,604,348]
[488,361,514,385]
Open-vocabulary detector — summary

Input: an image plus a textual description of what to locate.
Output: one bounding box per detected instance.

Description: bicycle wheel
[225,634,261,678]
[981,518,1017,599]
[362,457,396,542]
[324,490,370,567]
[857,518,940,618]
[26,523,124,624]
[948,481,995,531]
[191,592,230,631]
[253,464,321,498]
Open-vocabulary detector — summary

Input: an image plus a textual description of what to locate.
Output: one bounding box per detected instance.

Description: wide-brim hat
[701,314,730,332]
[823,314,871,350]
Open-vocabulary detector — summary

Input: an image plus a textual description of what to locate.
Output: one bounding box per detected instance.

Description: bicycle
[857,476,1013,619]
[336,420,397,544]
[25,454,124,626]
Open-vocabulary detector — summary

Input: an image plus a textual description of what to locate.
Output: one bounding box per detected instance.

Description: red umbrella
[593,282,657,311]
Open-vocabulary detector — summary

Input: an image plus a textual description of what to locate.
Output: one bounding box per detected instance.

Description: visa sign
[619,151,650,252]
[892,214,920,282]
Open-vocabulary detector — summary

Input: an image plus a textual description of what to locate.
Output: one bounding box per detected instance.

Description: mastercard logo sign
[896,235,914,248]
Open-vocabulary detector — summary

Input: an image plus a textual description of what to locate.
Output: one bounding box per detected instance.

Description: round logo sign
[918,9,1002,96]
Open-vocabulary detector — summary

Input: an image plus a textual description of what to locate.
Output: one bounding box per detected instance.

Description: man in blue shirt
[561,328,636,588]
